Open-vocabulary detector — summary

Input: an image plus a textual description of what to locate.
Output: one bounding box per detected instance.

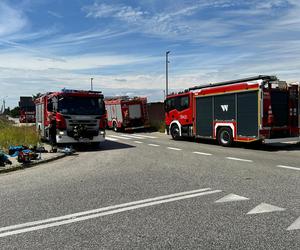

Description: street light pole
[90,77,94,91]
[166,51,170,98]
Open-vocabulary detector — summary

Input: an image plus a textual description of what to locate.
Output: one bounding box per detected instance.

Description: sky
[1,0,300,107]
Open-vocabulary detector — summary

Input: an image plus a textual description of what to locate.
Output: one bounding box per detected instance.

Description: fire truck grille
[68,120,98,128]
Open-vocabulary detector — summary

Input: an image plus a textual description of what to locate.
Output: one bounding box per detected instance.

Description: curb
[0,154,66,174]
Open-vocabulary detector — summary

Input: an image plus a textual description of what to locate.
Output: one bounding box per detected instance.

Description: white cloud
[0,51,157,71]
[47,10,63,18]
[83,3,147,22]
[0,2,28,37]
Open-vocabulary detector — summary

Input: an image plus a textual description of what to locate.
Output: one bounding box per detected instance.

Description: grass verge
[0,118,40,151]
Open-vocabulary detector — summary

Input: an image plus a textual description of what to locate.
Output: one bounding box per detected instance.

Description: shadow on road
[71,140,135,152]
[237,142,300,152]
[184,137,300,152]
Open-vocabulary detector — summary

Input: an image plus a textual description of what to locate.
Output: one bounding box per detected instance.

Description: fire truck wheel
[170,124,181,140]
[217,127,233,147]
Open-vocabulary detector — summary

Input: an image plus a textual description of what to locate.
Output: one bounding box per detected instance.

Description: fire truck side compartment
[196,91,259,138]
[195,96,213,137]
[237,91,259,137]
[214,94,235,120]
[270,90,288,127]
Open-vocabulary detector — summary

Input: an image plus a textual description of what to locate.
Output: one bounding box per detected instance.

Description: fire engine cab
[165,75,300,146]
[35,89,106,145]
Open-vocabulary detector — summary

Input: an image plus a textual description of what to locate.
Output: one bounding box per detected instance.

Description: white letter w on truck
[221,105,229,111]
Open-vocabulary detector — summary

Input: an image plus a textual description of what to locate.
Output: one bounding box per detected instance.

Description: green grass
[0,118,40,151]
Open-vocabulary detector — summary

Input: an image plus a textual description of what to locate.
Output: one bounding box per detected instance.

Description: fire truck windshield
[165,95,189,112]
[58,96,105,115]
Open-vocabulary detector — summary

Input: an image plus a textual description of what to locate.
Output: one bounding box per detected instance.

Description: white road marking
[133,134,157,139]
[119,134,146,139]
[133,141,143,144]
[193,151,212,156]
[276,165,300,171]
[0,188,210,232]
[215,193,249,203]
[0,188,221,238]
[167,147,182,151]
[109,135,131,140]
[148,144,160,147]
[105,137,119,141]
[226,157,253,163]
[287,216,300,231]
[282,141,298,144]
[247,203,286,215]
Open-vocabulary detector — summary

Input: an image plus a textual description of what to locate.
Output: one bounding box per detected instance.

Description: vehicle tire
[217,127,233,147]
[170,124,181,140]
[113,122,118,132]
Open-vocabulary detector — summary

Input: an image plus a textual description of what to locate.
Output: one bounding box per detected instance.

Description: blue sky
[1,0,300,107]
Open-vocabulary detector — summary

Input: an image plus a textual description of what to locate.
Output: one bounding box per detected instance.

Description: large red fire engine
[165,75,300,146]
[105,96,149,131]
[35,89,106,144]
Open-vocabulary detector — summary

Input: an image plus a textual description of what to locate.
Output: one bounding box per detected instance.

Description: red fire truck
[105,96,149,131]
[35,89,106,145]
[165,75,300,146]
[19,97,36,123]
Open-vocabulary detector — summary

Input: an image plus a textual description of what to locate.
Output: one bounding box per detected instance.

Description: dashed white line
[133,141,143,144]
[109,135,131,140]
[226,157,253,163]
[167,147,182,151]
[193,151,212,156]
[119,134,146,139]
[276,165,300,171]
[148,144,160,147]
[134,135,157,139]
[105,137,119,141]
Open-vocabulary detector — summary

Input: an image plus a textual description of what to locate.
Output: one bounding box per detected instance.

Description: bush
[0,118,40,151]
[150,120,165,133]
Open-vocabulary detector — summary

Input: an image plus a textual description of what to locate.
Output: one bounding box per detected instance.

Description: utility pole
[166,51,170,98]
[90,77,94,91]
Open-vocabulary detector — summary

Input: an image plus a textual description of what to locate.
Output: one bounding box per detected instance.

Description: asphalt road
[0,131,299,249]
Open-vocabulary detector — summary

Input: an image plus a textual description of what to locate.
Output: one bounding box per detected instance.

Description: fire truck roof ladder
[188,75,278,91]
[61,88,102,94]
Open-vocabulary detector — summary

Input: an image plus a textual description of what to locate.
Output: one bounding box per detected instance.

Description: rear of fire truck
[35,89,106,145]
[105,97,149,131]
[260,79,300,143]
[19,97,36,123]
